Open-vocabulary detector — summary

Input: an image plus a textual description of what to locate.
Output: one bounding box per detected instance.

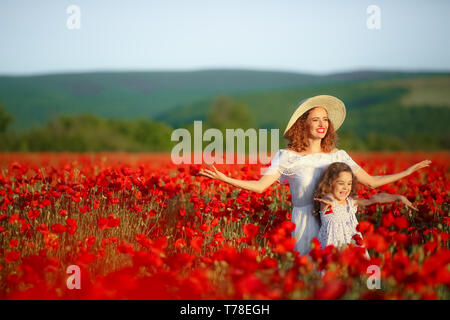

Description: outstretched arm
[352,159,431,189]
[354,192,418,211]
[314,195,334,212]
[199,165,281,193]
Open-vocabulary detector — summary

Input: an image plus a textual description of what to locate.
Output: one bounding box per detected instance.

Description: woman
[198,95,431,256]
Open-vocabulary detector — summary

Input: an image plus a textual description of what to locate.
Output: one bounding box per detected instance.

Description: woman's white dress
[264,149,361,256]
[318,196,362,249]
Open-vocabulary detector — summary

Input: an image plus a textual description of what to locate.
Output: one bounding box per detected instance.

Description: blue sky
[0,0,449,75]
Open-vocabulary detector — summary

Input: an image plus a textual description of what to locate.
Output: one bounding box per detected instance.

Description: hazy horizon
[1,67,449,78]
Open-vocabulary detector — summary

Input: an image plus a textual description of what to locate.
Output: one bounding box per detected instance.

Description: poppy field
[0,151,449,299]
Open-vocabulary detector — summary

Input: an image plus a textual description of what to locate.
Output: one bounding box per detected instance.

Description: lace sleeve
[339,150,361,172]
[262,149,289,184]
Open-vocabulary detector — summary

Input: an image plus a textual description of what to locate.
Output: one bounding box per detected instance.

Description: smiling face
[331,171,353,202]
[306,107,329,139]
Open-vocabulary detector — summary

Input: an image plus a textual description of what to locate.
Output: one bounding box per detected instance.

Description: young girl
[313,162,418,254]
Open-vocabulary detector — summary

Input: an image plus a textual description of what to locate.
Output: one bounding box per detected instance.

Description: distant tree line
[0,102,175,152]
[0,98,447,152]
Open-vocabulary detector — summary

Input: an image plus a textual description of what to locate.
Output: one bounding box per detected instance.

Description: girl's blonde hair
[312,162,359,220]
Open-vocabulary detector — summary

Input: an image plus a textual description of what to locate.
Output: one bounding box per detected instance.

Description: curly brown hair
[312,162,359,221]
[283,107,338,153]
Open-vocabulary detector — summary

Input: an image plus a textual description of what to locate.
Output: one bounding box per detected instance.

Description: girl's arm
[352,159,431,189]
[199,165,281,193]
[354,192,418,211]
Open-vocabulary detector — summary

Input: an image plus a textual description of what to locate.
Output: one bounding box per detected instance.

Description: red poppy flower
[77,252,96,265]
[314,279,348,300]
[98,217,108,230]
[190,236,203,253]
[135,234,152,248]
[107,215,120,228]
[175,238,187,249]
[9,214,19,224]
[352,234,363,246]
[66,218,77,235]
[363,233,388,252]
[9,239,18,248]
[212,232,225,246]
[211,218,219,227]
[50,223,67,234]
[39,198,51,208]
[11,162,21,170]
[28,209,41,220]
[5,250,20,263]
[357,221,374,234]
[86,236,95,249]
[261,257,278,268]
[382,212,394,228]
[280,221,296,233]
[394,217,409,230]
[273,237,296,254]
[189,165,201,176]
[117,241,134,254]
[243,224,259,243]
[235,274,267,297]
[37,224,49,235]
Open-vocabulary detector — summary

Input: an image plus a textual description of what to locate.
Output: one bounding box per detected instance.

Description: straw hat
[283,95,346,135]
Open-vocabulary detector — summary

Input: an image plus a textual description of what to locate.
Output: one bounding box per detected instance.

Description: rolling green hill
[0,69,442,130]
[0,70,449,151]
[155,74,450,150]
[155,79,409,129]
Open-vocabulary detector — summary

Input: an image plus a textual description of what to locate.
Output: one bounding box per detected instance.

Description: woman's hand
[397,195,418,211]
[405,159,432,175]
[198,165,280,193]
[198,165,228,182]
